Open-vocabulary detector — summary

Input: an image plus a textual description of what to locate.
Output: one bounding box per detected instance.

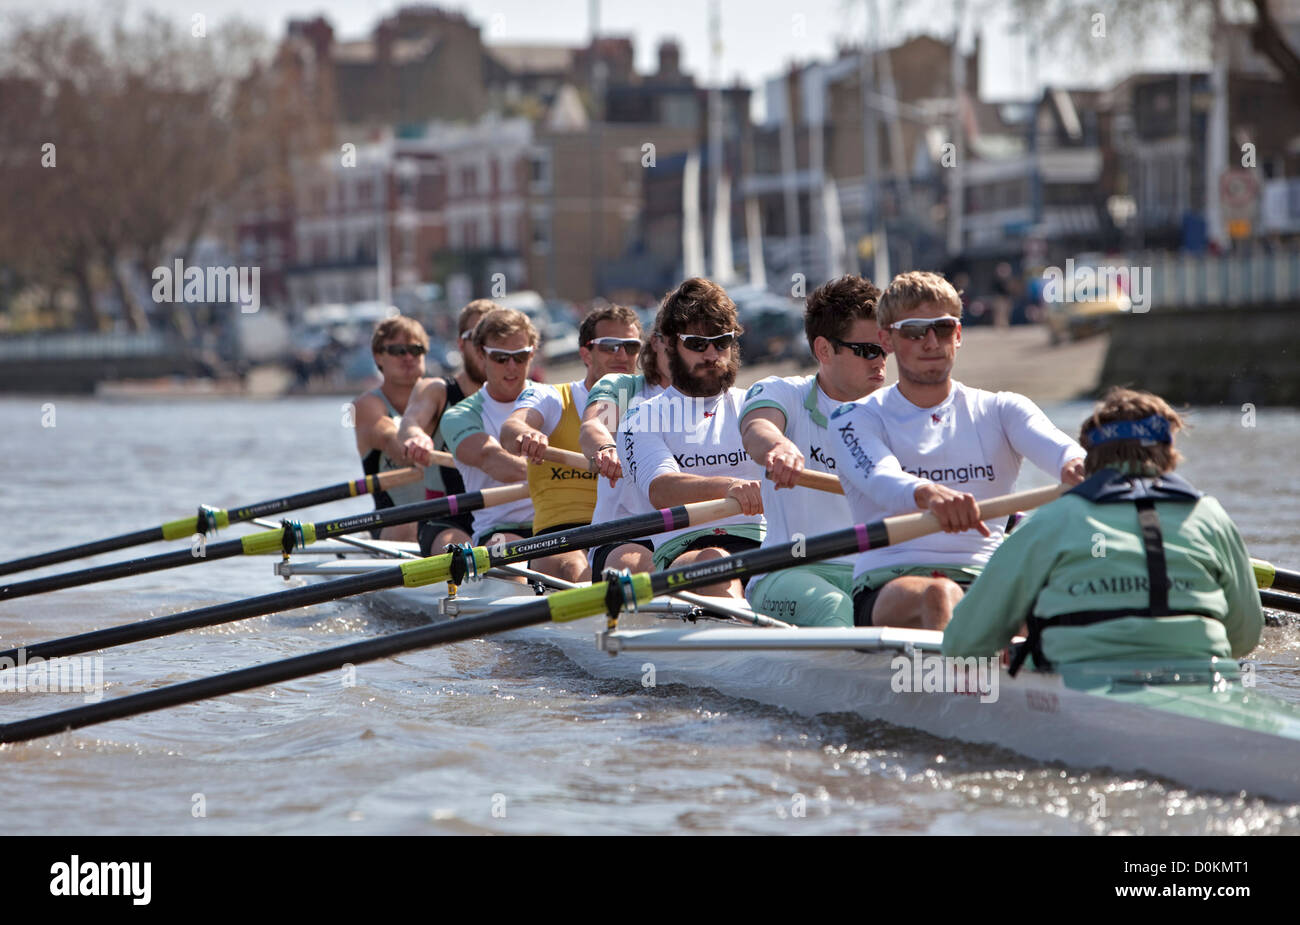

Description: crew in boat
[943,387,1264,670]
[351,314,439,542]
[435,308,540,548]
[618,278,765,598]
[578,323,672,578]
[499,304,644,582]
[828,270,1086,630]
[395,299,493,554]
[738,274,888,626]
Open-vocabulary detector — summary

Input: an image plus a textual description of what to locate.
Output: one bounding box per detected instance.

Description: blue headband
[1086,415,1172,447]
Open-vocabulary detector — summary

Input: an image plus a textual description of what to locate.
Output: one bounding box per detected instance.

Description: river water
[1,394,1298,835]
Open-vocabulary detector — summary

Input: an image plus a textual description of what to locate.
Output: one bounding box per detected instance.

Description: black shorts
[852,585,886,627]
[534,522,590,536]
[853,574,974,627]
[417,518,475,556]
[678,533,761,557]
[590,539,655,577]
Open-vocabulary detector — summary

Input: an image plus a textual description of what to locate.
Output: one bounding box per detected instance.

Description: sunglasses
[379,343,427,357]
[587,337,643,356]
[484,347,533,365]
[677,332,738,353]
[889,316,961,341]
[830,337,886,360]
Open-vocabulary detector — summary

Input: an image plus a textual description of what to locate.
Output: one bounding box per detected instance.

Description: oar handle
[681,497,744,525]
[541,446,596,472]
[480,484,531,506]
[426,449,457,468]
[796,470,844,495]
[375,467,424,489]
[882,484,1065,546]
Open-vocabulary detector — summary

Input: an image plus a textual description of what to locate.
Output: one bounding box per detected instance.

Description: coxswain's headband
[1086,415,1172,446]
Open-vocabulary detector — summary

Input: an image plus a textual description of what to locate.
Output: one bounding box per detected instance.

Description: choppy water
[1,394,1298,835]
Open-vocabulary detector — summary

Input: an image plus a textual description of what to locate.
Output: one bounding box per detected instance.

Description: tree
[0,11,329,333]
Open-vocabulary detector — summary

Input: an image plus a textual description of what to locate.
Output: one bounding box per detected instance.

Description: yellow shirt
[525,381,598,531]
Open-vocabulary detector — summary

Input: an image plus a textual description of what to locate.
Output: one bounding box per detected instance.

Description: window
[530,149,552,194]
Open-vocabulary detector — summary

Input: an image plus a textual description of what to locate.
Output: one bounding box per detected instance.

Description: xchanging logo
[835,422,875,477]
[904,462,995,483]
[673,449,749,468]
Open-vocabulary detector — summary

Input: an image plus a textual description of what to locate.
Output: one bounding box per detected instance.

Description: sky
[1,0,1204,106]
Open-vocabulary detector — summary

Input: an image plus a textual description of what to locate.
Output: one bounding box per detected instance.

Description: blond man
[828,271,1086,630]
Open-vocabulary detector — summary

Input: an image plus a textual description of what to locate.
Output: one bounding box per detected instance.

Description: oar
[0,468,424,578]
[0,485,527,601]
[763,468,844,494]
[0,498,743,665]
[1253,559,1300,595]
[789,476,1300,609]
[1261,589,1300,616]
[0,485,1064,744]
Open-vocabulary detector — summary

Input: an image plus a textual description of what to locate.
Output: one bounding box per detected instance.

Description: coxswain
[944,387,1264,670]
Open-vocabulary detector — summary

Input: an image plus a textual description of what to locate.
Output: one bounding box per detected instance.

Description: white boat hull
[284,556,1300,803]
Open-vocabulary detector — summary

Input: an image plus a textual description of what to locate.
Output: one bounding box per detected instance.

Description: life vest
[1009,468,1204,675]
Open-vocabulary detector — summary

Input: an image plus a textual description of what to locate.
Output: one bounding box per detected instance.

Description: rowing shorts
[851,566,980,626]
[417,519,475,556]
[590,539,656,578]
[748,562,855,627]
[473,522,534,547]
[652,526,762,572]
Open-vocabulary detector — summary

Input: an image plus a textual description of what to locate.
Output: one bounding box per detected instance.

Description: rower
[619,278,765,598]
[739,275,885,626]
[828,271,1086,630]
[396,299,493,554]
[943,387,1264,670]
[351,315,435,542]
[436,308,539,548]
[578,327,672,577]
[499,305,643,582]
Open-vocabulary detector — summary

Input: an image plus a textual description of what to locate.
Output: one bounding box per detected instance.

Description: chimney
[966,33,980,101]
[658,40,681,80]
[375,20,396,64]
[289,16,334,63]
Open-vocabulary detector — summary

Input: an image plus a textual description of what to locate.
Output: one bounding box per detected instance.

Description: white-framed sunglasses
[888,315,961,341]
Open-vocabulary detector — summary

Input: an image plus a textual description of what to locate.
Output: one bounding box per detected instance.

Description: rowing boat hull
[287,556,1300,803]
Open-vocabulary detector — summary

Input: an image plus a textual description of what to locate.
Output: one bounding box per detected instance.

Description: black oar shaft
[1269,569,1300,596]
[0,498,727,666]
[0,597,552,744]
[0,491,490,601]
[0,541,246,600]
[0,568,405,665]
[0,527,165,577]
[0,472,416,578]
[1261,589,1300,615]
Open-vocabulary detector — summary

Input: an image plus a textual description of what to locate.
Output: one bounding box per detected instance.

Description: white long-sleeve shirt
[620,385,765,548]
[828,382,1084,578]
